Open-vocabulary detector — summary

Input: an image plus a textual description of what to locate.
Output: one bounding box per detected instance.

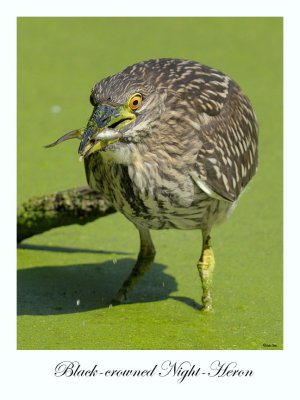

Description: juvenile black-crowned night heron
[48,58,258,311]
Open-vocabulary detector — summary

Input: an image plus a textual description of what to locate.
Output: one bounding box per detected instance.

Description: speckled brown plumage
[68,58,259,310]
[86,59,257,229]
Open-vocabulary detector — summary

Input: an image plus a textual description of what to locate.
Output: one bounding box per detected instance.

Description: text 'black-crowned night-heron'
[48,58,258,311]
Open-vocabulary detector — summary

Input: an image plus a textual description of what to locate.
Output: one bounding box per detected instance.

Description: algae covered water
[17,17,283,350]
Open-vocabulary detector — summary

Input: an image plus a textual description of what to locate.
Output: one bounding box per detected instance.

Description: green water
[17,17,283,350]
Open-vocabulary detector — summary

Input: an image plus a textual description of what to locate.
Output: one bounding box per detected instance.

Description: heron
[47,58,258,311]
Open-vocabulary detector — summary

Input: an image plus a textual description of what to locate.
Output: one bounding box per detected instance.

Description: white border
[2,0,298,398]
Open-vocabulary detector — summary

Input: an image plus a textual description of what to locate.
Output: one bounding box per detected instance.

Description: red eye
[129,94,142,110]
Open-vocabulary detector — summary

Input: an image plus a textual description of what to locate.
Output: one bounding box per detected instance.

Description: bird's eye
[129,94,142,111]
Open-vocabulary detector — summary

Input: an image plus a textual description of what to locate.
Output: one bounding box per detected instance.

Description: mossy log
[17,186,116,243]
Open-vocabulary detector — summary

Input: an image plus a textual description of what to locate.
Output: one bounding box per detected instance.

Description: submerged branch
[17,186,116,243]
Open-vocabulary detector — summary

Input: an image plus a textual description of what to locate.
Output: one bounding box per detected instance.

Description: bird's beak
[45,104,135,160]
[78,104,135,159]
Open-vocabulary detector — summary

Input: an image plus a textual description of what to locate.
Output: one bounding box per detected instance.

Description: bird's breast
[86,153,233,230]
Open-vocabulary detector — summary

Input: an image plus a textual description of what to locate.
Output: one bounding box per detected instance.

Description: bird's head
[46,62,166,160]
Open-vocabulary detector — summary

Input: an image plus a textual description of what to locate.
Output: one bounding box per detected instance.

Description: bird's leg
[112,228,156,304]
[197,232,215,311]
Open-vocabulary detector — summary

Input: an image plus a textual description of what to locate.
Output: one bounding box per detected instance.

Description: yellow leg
[197,235,215,311]
[112,228,156,304]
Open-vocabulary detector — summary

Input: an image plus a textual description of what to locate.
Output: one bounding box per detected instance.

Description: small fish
[45,128,84,148]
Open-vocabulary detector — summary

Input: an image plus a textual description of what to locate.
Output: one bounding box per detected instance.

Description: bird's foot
[201,295,214,312]
[110,289,128,306]
[197,242,215,312]
[110,298,122,307]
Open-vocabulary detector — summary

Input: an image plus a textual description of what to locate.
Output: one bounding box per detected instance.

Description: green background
[17,17,283,350]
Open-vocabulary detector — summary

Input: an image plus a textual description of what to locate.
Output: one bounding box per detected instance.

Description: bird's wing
[188,72,258,202]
